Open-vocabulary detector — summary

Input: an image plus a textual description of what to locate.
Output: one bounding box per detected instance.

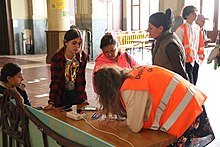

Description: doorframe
[213,0,219,41]
[201,0,219,42]
[6,0,14,54]
[1,0,14,55]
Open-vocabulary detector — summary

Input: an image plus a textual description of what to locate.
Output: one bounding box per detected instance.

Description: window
[127,0,159,30]
[184,0,200,12]
[132,5,140,30]
[107,1,113,31]
[131,0,140,30]
[202,0,214,31]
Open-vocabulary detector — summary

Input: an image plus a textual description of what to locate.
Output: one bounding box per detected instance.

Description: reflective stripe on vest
[160,85,196,132]
[181,24,194,63]
[198,29,205,61]
[151,74,181,130]
[184,44,191,49]
[181,24,205,62]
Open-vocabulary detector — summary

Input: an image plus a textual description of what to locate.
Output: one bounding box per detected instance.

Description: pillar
[47,0,70,31]
[46,0,70,63]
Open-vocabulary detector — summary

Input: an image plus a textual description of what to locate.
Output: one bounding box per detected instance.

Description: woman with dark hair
[0,62,31,106]
[44,28,88,110]
[93,33,139,92]
[94,65,215,147]
[148,8,188,80]
[94,33,138,71]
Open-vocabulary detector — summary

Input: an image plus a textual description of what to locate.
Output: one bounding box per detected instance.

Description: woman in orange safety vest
[93,65,215,147]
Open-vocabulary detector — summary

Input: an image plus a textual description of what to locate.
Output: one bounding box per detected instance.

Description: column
[47,0,70,30]
[46,0,70,63]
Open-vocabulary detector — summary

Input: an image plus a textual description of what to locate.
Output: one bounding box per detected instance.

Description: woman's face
[147,23,163,38]
[7,71,24,87]
[65,37,82,54]
[102,44,118,60]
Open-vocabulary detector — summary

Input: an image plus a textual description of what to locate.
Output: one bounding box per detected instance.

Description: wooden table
[45,108,177,147]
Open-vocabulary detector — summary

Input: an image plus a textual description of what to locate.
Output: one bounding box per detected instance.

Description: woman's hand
[44,104,54,110]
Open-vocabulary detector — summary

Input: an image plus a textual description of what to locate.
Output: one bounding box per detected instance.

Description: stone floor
[0,48,219,146]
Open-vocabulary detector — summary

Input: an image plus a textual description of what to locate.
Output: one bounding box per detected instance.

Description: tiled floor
[0,49,219,146]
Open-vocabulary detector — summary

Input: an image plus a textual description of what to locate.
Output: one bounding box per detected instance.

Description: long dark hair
[62,27,83,62]
[149,8,174,32]
[93,66,132,117]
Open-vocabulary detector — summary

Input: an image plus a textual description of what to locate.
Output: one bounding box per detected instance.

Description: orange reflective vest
[120,66,207,138]
[180,24,205,63]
